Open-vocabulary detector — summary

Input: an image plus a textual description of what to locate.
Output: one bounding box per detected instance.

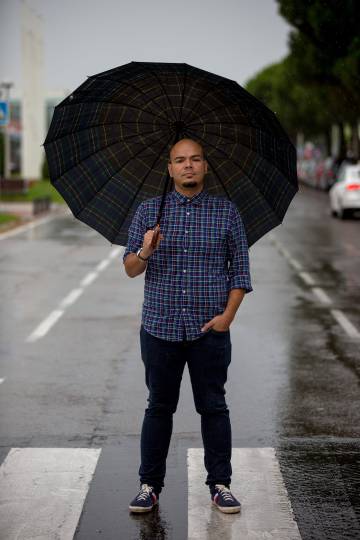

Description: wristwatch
[136,247,149,261]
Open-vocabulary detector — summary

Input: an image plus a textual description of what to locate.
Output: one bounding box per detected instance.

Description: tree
[276,0,360,157]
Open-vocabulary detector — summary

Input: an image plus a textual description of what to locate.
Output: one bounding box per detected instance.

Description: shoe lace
[215,484,234,501]
[137,483,154,501]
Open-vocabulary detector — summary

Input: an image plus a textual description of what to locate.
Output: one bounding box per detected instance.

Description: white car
[329,163,360,219]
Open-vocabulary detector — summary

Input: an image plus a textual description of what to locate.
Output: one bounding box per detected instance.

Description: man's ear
[168,162,173,177]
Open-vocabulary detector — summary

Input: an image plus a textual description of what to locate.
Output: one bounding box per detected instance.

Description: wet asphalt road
[0,184,359,539]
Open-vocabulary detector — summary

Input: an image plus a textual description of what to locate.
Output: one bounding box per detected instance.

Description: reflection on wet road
[0,185,359,539]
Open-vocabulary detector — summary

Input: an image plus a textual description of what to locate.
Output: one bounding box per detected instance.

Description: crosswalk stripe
[0,448,101,540]
[188,447,302,540]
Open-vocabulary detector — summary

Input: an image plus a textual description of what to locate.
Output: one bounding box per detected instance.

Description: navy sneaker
[211,484,241,513]
[129,483,159,513]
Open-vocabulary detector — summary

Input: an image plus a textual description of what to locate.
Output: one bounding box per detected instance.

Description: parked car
[329,163,360,219]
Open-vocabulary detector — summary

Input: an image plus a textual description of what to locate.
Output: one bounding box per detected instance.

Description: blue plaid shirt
[122,188,253,341]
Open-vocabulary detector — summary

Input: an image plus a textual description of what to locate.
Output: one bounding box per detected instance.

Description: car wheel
[339,208,350,220]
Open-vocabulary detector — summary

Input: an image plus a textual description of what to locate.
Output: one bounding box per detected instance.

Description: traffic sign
[0,101,9,126]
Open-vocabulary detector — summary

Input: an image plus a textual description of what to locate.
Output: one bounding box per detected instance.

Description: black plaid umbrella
[43,61,298,247]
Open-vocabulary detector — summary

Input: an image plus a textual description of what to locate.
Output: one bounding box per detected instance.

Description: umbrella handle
[150,224,161,249]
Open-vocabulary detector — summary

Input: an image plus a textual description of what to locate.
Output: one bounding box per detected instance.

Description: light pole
[0,81,14,180]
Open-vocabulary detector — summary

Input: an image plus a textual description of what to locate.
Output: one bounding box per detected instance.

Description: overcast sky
[0,0,293,98]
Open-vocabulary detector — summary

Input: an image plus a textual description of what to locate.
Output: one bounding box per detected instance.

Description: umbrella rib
[90,74,171,122]
[49,128,165,180]
[187,104,290,143]
[178,63,189,123]
[73,131,171,223]
[196,126,297,189]
[57,99,168,124]
[46,125,166,149]
[185,127,286,215]
[109,133,175,241]
[181,76,230,126]
[187,126,293,164]
[138,62,178,122]
[203,153,232,201]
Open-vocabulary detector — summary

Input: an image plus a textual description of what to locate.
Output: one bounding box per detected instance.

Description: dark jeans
[138,324,232,495]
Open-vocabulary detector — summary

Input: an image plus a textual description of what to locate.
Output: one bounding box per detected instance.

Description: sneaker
[129,483,159,513]
[211,484,241,514]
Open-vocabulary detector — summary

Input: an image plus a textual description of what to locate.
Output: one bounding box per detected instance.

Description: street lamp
[0,80,14,180]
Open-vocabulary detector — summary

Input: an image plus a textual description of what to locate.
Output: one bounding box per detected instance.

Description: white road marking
[270,235,360,340]
[299,272,316,286]
[59,288,84,309]
[0,378,5,384]
[331,310,360,339]
[0,210,71,241]
[26,309,64,343]
[96,259,111,272]
[188,447,301,540]
[0,447,101,540]
[312,287,332,305]
[26,246,123,343]
[80,271,99,287]
[287,258,303,272]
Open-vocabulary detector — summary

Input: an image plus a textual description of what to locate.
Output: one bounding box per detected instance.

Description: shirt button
[184,249,187,253]
[186,212,190,216]
[183,290,186,293]
[183,269,187,273]
[185,230,188,234]
[183,308,186,312]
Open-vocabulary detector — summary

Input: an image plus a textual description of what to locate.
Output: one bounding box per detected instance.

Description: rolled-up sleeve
[122,202,147,263]
[227,203,253,293]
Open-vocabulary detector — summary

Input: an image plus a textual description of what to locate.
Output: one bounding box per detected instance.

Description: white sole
[212,500,241,514]
[129,500,159,513]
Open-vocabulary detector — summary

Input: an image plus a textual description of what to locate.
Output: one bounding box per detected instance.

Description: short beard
[182,180,197,188]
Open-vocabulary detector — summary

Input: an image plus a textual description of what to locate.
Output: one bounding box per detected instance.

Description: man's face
[168,139,208,194]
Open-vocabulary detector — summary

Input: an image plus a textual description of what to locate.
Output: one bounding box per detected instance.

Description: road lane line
[330,310,360,339]
[26,309,64,343]
[312,287,332,305]
[0,447,101,540]
[26,247,123,343]
[59,288,84,309]
[96,259,111,272]
[270,236,360,339]
[80,271,99,287]
[188,447,301,540]
[299,272,316,286]
[287,258,303,272]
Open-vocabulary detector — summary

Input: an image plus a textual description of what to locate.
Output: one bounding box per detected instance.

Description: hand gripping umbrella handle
[150,224,160,248]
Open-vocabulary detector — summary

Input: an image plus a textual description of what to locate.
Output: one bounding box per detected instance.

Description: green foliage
[0,180,65,203]
[276,0,360,112]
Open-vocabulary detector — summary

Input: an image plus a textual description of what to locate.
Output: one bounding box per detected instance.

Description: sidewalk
[0,202,68,234]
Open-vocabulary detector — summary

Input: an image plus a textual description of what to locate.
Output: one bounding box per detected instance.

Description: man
[123,138,253,514]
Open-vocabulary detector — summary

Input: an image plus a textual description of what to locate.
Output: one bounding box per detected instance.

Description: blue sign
[0,101,9,126]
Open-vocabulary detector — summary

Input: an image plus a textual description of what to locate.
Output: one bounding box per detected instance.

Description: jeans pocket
[209,328,230,335]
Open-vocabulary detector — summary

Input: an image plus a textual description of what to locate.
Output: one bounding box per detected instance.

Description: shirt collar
[170,188,208,206]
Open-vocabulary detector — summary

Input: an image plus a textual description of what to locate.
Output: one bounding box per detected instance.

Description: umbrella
[43,61,298,247]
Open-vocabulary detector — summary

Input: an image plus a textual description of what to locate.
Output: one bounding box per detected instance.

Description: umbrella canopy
[44,61,298,247]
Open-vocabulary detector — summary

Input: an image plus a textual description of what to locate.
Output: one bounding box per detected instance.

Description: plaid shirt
[122,188,253,341]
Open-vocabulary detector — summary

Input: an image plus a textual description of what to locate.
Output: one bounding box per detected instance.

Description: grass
[0,179,65,203]
[0,213,19,224]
